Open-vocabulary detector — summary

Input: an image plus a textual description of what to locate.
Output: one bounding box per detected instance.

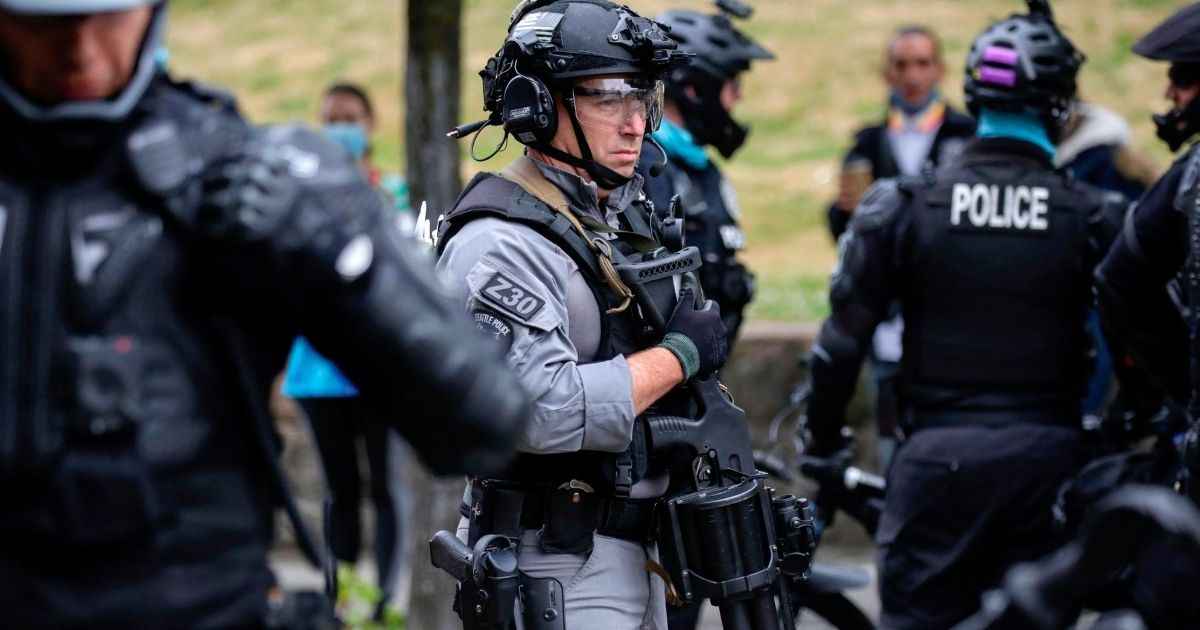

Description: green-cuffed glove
[657,288,728,380]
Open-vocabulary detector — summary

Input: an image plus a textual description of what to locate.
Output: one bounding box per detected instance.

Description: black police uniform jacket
[1094,139,1200,630]
[639,144,753,345]
[0,77,527,627]
[808,138,1125,443]
[1096,142,1200,409]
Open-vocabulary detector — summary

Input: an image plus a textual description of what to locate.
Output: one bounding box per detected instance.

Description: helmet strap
[533,88,633,190]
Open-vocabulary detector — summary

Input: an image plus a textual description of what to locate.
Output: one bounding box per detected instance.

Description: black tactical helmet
[656,1,774,158]
[467,0,689,189]
[1132,2,1200,151]
[963,0,1083,141]
[0,0,166,123]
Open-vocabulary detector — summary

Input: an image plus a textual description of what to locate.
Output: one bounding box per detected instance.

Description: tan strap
[499,156,634,313]
[645,558,685,607]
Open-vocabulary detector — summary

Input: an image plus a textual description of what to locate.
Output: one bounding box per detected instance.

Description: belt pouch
[539,489,598,554]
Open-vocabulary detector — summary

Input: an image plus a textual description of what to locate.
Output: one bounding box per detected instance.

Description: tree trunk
[405,0,463,244]
[403,2,467,628]
[402,458,466,630]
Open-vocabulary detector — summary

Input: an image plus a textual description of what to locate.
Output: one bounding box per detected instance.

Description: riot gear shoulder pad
[195,124,369,245]
[849,178,910,233]
[169,78,241,117]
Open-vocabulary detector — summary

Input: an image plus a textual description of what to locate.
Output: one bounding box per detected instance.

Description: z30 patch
[480,270,547,322]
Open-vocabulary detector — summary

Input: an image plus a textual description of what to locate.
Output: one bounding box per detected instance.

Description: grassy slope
[167,0,1185,321]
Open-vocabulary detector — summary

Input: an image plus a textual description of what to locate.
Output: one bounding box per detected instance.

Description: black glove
[657,288,728,380]
[799,425,855,476]
[197,148,300,244]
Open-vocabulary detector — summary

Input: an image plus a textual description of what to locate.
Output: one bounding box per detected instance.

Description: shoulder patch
[471,306,516,351]
[479,269,548,323]
[850,179,907,232]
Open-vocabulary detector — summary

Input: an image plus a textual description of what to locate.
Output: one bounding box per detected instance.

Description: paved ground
[271,546,879,629]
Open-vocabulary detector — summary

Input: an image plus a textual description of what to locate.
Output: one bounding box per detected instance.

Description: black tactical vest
[899,149,1092,403]
[658,161,753,316]
[437,173,659,494]
[0,80,278,563]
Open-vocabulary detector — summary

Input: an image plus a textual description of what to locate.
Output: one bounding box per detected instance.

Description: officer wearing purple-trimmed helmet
[804,2,1129,627]
[0,1,531,626]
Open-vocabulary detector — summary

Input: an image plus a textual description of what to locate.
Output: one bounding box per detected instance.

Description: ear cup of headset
[502,75,558,146]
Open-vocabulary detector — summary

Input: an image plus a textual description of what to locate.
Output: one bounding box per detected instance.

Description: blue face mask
[323,122,369,159]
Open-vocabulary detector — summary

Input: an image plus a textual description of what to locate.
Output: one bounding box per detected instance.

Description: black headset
[501,73,559,146]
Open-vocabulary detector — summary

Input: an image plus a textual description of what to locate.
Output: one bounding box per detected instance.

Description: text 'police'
[951,183,1050,231]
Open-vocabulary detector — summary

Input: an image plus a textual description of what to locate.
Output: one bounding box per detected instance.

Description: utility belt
[901,405,1082,435]
[462,478,658,553]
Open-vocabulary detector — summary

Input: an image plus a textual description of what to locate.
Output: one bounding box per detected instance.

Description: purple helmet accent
[982,46,1020,67]
[979,67,1018,87]
[963,1,1083,140]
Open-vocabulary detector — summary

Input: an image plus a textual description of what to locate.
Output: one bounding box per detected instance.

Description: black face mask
[1155,65,1200,152]
[671,74,749,159]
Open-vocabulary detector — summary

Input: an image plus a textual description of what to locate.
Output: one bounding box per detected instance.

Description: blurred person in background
[319,82,410,215]
[638,1,773,350]
[825,25,976,472]
[0,0,529,626]
[282,80,414,621]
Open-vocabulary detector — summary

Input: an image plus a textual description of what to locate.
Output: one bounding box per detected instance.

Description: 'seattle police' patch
[480,271,547,322]
[472,307,515,351]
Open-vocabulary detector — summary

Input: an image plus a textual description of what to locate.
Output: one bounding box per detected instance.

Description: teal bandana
[652,118,710,170]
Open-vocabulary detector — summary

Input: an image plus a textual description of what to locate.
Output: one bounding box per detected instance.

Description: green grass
[166,0,1185,322]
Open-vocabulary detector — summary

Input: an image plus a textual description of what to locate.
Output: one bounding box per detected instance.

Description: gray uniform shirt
[443,161,672,629]
[438,160,646,455]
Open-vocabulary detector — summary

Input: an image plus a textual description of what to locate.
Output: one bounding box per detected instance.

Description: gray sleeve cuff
[577,355,637,452]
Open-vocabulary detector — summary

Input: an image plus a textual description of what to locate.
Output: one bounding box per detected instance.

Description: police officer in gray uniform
[0,1,530,627]
[435,1,728,628]
[805,2,1125,627]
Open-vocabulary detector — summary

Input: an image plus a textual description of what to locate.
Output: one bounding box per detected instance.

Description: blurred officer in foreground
[0,0,529,627]
[435,0,725,627]
[805,2,1125,627]
[638,0,773,348]
[1095,5,1200,626]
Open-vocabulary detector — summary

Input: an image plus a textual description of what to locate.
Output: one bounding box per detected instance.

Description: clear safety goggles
[569,77,664,133]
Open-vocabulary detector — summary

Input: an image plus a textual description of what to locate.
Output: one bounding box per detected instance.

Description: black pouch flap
[539,488,599,555]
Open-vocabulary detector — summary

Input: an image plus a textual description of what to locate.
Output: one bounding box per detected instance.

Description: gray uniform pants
[455,521,668,629]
